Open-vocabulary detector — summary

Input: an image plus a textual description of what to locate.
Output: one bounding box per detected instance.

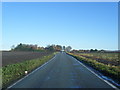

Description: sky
[2,2,118,50]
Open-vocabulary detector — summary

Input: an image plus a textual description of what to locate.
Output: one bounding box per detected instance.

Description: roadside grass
[68,53,120,83]
[77,53,119,65]
[2,52,57,88]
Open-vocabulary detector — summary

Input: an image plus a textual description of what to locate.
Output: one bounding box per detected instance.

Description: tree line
[11,43,72,52]
[70,49,108,53]
[11,43,117,53]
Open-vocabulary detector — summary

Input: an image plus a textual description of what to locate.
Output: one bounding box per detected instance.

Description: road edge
[7,53,57,89]
[68,54,119,89]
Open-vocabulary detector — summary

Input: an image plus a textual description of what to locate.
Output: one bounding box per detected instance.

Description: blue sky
[2,2,118,50]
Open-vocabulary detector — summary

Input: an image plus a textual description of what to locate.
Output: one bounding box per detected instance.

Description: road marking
[70,56,118,89]
[7,54,57,89]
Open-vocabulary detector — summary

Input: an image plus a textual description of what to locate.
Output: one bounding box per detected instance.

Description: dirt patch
[2,51,52,66]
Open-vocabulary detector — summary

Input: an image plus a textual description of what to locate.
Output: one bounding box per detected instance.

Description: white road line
[7,54,57,89]
[70,56,118,89]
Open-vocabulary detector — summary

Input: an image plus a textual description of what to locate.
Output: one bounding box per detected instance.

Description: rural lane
[9,52,115,88]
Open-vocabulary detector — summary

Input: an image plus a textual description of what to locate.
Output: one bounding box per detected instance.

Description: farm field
[2,51,52,66]
[72,52,119,66]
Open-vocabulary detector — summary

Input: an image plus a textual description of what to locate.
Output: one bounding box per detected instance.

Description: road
[9,52,115,88]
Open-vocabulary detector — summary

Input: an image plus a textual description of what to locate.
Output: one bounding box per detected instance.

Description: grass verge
[68,53,120,83]
[2,52,57,88]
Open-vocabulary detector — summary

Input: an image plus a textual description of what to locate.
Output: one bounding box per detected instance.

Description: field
[2,51,52,66]
[2,51,56,88]
[73,52,119,66]
[68,52,120,84]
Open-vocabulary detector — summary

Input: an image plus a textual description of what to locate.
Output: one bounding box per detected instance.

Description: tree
[45,45,55,51]
[11,43,41,51]
[90,49,98,52]
[55,45,62,51]
[14,43,23,51]
[65,46,72,52]
[11,45,15,51]
[94,49,98,52]
[90,49,94,52]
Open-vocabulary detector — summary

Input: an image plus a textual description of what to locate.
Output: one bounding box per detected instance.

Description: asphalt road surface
[9,52,115,88]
